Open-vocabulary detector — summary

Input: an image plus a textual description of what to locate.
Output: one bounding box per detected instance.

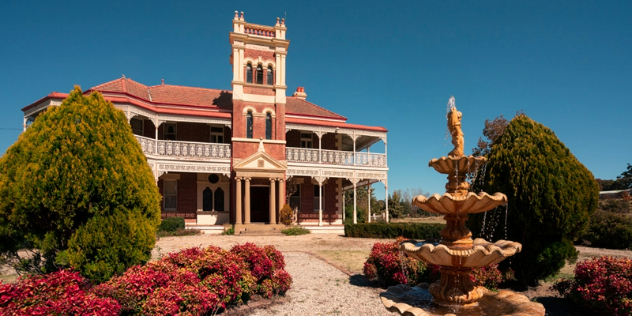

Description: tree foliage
[471,115,509,157]
[344,186,383,223]
[0,86,161,279]
[467,114,599,285]
[597,163,632,191]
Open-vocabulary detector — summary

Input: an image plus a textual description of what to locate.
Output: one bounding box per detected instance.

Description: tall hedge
[468,114,599,285]
[345,222,444,239]
[0,86,161,280]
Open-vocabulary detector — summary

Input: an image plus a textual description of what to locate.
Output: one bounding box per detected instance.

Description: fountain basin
[401,239,521,268]
[429,156,486,175]
[381,285,545,316]
[412,192,508,215]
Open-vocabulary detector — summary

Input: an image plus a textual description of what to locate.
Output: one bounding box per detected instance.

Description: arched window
[246,63,253,83]
[203,187,213,211]
[214,188,224,211]
[266,67,273,85]
[246,111,253,138]
[256,64,264,84]
[265,112,272,140]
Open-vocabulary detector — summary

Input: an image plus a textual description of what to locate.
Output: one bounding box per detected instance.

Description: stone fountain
[380,97,545,316]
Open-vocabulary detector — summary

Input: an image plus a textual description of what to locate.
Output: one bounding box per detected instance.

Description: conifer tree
[468,114,599,285]
[0,86,161,280]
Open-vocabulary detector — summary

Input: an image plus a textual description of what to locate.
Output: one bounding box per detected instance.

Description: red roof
[23,77,383,132]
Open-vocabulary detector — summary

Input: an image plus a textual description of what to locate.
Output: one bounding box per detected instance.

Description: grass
[315,250,371,274]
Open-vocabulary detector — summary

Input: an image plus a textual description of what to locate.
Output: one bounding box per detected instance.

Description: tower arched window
[266,67,273,85]
[246,63,253,83]
[256,64,264,84]
[214,188,224,211]
[265,112,272,140]
[246,111,253,138]
[203,187,213,211]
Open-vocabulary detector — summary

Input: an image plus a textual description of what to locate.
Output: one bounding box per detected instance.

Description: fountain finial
[447,96,464,157]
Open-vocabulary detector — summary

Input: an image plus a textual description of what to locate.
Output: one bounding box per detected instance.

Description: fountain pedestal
[429,266,484,306]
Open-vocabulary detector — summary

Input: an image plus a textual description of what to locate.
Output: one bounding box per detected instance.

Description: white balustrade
[286,147,386,167]
[134,135,231,160]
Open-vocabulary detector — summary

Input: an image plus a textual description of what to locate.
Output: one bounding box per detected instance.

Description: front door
[250,186,270,223]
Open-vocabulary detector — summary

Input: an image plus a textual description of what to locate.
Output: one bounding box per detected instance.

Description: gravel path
[249,252,393,316]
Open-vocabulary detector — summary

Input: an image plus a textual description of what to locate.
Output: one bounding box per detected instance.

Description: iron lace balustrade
[285,147,386,167]
[134,135,231,160]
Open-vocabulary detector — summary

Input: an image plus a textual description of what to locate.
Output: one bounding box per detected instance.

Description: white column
[23,117,27,132]
[235,177,242,224]
[384,139,388,166]
[385,185,389,223]
[278,179,285,209]
[353,183,357,224]
[353,133,357,166]
[155,126,159,152]
[342,188,345,221]
[317,132,322,164]
[367,184,371,223]
[244,178,251,224]
[318,181,323,226]
[270,178,276,224]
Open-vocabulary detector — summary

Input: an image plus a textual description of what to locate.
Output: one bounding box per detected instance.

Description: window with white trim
[164,180,177,211]
[313,184,324,212]
[130,118,143,136]
[300,133,313,148]
[210,126,224,143]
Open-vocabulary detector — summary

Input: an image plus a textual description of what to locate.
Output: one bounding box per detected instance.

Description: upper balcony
[285,147,386,168]
[135,135,231,162]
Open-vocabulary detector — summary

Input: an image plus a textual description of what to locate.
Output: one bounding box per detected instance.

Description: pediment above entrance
[233,150,287,173]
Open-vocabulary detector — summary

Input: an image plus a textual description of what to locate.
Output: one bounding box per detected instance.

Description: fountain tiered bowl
[380,99,544,315]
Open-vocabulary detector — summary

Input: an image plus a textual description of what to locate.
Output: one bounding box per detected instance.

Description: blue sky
[1,0,630,197]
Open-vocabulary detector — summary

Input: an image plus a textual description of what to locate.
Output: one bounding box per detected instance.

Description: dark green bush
[222,226,235,235]
[0,87,161,277]
[345,222,444,239]
[158,217,185,232]
[468,114,599,285]
[281,226,310,236]
[63,208,156,283]
[583,211,632,249]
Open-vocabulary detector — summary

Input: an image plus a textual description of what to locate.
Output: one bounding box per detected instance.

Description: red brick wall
[297,178,340,223]
[244,86,275,95]
[245,49,274,60]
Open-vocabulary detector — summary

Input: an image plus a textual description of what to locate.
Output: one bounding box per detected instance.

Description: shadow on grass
[533,297,597,316]
[349,273,384,288]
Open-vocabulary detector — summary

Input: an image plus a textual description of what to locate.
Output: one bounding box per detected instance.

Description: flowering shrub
[363,237,438,286]
[363,238,514,289]
[470,263,515,290]
[0,270,120,316]
[93,243,291,315]
[554,256,632,316]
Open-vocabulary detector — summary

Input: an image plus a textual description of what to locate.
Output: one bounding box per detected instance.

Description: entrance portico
[233,140,286,225]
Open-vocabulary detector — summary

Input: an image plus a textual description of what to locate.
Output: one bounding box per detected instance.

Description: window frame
[265,113,272,140]
[163,180,178,211]
[210,125,224,143]
[300,133,313,148]
[246,63,253,83]
[130,117,144,136]
[246,111,253,139]
[266,66,273,85]
[202,187,213,211]
[256,64,264,84]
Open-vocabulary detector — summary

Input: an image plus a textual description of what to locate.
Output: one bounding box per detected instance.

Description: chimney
[161,79,165,85]
[292,86,307,100]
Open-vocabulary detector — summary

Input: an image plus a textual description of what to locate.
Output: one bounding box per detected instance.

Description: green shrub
[279,204,293,225]
[468,114,599,285]
[583,211,632,249]
[345,222,444,239]
[0,86,161,277]
[62,208,156,283]
[222,226,235,235]
[281,226,310,236]
[159,217,185,232]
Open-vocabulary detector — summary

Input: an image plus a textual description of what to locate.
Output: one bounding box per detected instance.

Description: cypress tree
[0,86,161,280]
[468,114,599,285]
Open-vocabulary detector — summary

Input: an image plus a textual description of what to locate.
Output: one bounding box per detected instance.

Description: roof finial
[122,74,126,79]
[240,11,244,21]
[161,79,165,85]
[234,11,238,19]
[258,137,265,152]
[276,17,280,26]
[281,17,285,26]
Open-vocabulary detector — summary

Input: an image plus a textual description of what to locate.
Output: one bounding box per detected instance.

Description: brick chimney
[292,87,307,100]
